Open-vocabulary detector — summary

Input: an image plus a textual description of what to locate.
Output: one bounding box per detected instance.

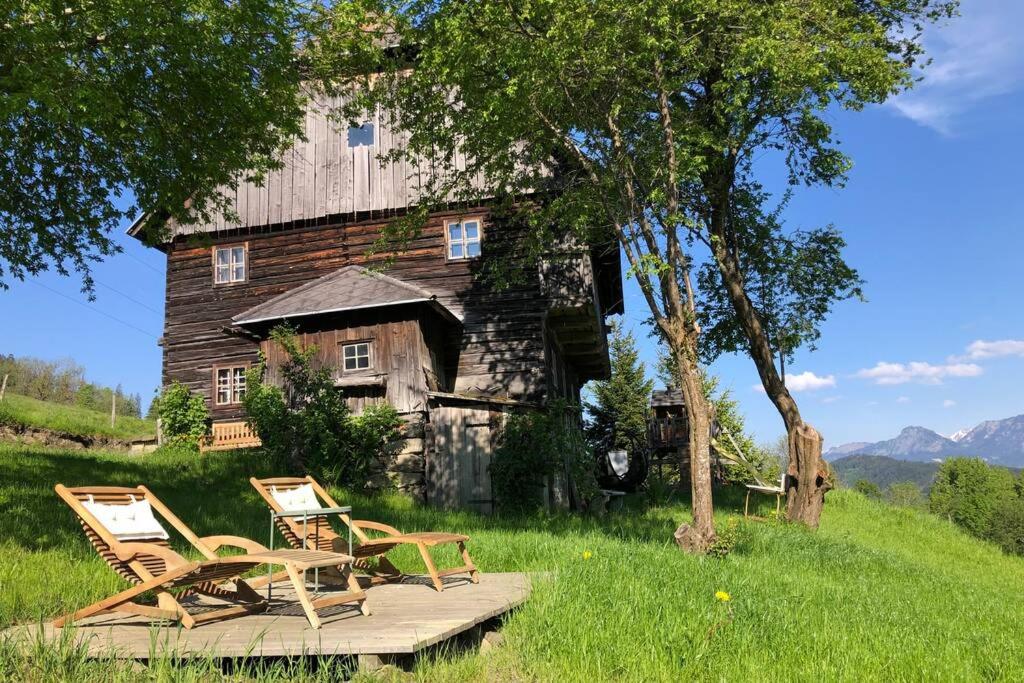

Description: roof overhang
[233,296,461,328]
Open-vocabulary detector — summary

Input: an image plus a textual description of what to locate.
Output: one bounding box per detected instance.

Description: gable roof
[651,389,686,408]
[232,265,461,327]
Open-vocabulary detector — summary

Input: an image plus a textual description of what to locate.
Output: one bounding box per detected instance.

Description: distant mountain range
[825,414,1024,467]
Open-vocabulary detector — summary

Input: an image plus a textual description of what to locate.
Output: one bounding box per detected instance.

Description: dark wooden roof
[651,388,686,408]
[232,265,461,327]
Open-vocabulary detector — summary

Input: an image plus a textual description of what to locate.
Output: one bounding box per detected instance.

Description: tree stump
[785,423,830,528]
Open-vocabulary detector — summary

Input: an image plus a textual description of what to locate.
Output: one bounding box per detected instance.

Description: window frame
[340,340,374,373]
[444,217,483,261]
[212,243,248,285]
[212,363,249,406]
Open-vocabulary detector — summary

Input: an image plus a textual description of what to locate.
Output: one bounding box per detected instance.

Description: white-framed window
[445,218,482,260]
[214,366,247,405]
[214,245,247,284]
[342,342,372,372]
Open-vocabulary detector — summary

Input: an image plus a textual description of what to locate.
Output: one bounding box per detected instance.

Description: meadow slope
[0,393,156,441]
[1,444,1022,681]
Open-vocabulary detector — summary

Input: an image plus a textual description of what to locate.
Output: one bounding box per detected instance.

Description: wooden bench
[200,421,262,453]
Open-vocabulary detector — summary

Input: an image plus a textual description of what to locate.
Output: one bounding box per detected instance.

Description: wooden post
[0,373,7,402]
[111,392,116,428]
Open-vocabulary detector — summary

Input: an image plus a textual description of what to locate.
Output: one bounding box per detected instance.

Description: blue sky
[2,1,1022,446]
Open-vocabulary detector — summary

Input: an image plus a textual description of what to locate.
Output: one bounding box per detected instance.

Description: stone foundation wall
[366,412,427,502]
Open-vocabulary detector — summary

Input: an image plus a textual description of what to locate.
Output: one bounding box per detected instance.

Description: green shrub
[243,325,402,487]
[154,382,209,448]
[929,457,1016,539]
[853,478,882,500]
[490,400,598,512]
[989,496,1024,556]
[707,518,744,558]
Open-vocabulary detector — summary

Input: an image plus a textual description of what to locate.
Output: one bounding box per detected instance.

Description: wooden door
[429,406,494,513]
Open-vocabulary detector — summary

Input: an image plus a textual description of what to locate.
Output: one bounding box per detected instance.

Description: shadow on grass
[0,443,776,562]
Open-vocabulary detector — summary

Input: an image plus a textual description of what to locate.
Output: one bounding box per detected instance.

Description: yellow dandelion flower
[715,590,731,602]
[582,550,593,560]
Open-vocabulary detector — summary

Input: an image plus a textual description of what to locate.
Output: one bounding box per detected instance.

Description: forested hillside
[0,354,144,417]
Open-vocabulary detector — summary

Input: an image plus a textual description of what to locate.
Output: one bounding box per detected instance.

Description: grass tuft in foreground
[1,443,1023,681]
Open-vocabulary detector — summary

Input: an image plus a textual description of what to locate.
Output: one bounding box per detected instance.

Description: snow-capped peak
[949,428,970,442]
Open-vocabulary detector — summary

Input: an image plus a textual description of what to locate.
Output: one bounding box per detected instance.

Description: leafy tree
[75,384,97,411]
[696,189,863,378]
[929,458,1016,539]
[318,0,956,546]
[853,479,882,500]
[1,1,308,293]
[989,496,1024,557]
[585,321,654,456]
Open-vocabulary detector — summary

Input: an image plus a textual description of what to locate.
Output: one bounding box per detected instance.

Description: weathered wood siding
[164,93,489,239]
[162,208,548,419]
[257,309,439,414]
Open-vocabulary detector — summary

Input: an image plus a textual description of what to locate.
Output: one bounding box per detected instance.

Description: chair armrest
[114,542,189,568]
[200,535,270,554]
[353,520,402,537]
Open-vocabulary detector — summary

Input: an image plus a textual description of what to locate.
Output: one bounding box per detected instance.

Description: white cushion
[270,483,322,512]
[82,498,170,541]
[607,449,629,477]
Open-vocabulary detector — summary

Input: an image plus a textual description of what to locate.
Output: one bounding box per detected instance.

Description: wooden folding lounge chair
[54,484,369,629]
[251,476,479,592]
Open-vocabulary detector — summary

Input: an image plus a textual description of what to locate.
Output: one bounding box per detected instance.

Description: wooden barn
[132,94,622,512]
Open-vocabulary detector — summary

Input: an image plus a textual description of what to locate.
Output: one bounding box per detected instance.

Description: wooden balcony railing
[649,417,690,449]
[540,252,599,313]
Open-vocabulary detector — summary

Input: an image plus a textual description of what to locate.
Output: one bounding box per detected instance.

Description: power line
[27,280,159,340]
[121,248,163,275]
[94,279,161,314]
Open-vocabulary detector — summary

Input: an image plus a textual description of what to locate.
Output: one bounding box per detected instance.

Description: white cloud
[855,361,983,386]
[754,371,836,393]
[959,339,1024,360]
[787,371,837,392]
[821,396,842,404]
[888,1,1024,134]
[897,396,911,404]
[943,399,957,408]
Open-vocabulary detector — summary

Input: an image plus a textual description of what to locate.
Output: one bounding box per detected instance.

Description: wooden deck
[9,573,529,660]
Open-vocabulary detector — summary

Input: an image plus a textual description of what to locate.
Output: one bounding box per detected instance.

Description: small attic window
[348,123,375,147]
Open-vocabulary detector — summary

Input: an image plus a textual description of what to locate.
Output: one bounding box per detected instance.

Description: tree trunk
[665,331,716,553]
[706,196,831,528]
[785,423,831,528]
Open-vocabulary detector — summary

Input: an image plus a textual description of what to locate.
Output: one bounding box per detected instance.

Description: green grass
[0,393,155,441]
[2,443,1024,681]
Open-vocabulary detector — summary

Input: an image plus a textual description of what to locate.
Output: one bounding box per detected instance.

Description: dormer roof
[232,265,461,327]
